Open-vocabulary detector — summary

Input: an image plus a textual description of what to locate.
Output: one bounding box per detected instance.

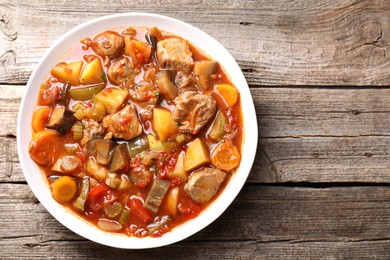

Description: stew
[28,26,243,237]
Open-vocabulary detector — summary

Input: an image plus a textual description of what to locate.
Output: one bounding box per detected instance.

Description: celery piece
[74,177,90,212]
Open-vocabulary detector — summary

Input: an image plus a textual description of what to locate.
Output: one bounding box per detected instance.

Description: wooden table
[1,1,389,259]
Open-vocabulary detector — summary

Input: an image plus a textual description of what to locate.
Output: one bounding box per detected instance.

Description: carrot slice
[215,84,238,107]
[31,107,50,133]
[29,130,62,165]
[211,142,241,171]
[52,176,77,202]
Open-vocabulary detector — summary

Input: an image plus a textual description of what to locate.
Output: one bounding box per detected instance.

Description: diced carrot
[52,176,77,202]
[211,142,241,171]
[215,84,238,107]
[29,130,62,166]
[31,107,50,133]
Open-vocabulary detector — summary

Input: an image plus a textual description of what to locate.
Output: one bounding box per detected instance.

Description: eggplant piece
[60,82,71,106]
[193,60,218,75]
[145,33,157,49]
[109,143,130,173]
[155,70,178,100]
[46,107,77,135]
[96,139,114,165]
[144,179,170,213]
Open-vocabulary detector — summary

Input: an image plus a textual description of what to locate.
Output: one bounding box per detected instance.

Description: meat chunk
[92,31,125,63]
[102,104,142,140]
[184,167,226,204]
[129,81,158,112]
[80,118,105,145]
[175,71,197,93]
[157,38,194,73]
[173,91,217,134]
[108,57,139,87]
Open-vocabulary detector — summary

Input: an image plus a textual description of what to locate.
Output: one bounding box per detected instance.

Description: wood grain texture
[2,0,390,257]
[1,0,390,85]
[1,184,389,259]
[3,85,389,183]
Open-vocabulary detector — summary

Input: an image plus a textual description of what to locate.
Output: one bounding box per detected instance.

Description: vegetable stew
[28,26,243,238]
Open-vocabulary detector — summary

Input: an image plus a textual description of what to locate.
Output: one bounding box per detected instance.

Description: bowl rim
[17,12,258,249]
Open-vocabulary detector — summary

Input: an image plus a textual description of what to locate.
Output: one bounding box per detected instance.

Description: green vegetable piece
[128,136,149,158]
[118,209,130,225]
[103,203,123,219]
[208,111,226,141]
[147,215,173,234]
[72,122,83,140]
[69,84,105,101]
[74,177,90,212]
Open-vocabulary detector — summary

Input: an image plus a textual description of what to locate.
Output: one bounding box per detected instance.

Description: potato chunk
[80,56,106,85]
[94,88,128,114]
[184,138,210,172]
[153,108,178,142]
[51,60,83,86]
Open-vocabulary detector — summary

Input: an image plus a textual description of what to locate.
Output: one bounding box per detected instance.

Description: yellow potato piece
[94,88,128,114]
[80,56,106,85]
[184,138,210,172]
[167,151,187,179]
[147,134,176,153]
[153,108,178,142]
[51,60,83,86]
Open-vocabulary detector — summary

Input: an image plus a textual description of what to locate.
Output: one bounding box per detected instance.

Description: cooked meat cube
[92,31,125,62]
[102,104,142,140]
[184,167,226,204]
[129,81,158,112]
[108,57,139,86]
[129,164,152,188]
[80,118,105,144]
[173,91,217,134]
[157,38,194,73]
[175,71,197,93]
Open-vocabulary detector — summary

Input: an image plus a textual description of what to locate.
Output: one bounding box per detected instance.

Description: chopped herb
[176,122,182,126]
[101,73,107,82]
[154,91,159,97]
[153,164,158,174]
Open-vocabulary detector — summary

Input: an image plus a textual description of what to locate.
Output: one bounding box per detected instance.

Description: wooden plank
[0,240,389,259]
[1,0,390,86]
[1,184,389,258]
[5,86,390,137]
[4,134,390,184]
[4,85,390,183]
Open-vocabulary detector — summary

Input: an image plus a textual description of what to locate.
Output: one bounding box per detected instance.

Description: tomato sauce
[29,26,243,238]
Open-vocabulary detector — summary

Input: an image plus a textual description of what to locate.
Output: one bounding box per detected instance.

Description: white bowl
[17,13,258,249]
